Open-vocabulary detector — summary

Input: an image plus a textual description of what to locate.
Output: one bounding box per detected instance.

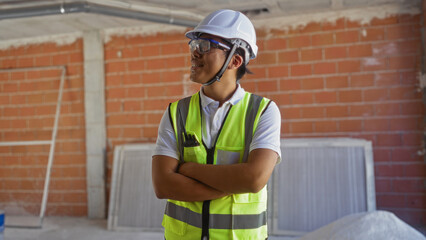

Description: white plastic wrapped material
[298,211,425,240]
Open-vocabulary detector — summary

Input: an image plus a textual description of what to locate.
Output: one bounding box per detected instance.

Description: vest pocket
[163,201,188,236]
[216,149,240,165]
[231,187,267,215]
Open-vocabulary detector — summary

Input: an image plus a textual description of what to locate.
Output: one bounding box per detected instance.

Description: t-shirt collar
[200,84,246,109]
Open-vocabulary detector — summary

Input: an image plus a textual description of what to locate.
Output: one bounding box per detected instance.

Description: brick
[314,91,337,103]
[364,88,388,102]
[166,56,186,69]
[278,50,299,63]
[313,62,336,74]
[270,93,291,105]
[121,47,140,58]
[291,64,312,76]
[348,44,372,57]
[281,108,301,119]
[364,119,389,131]
[161,42,187,55]
[106,101,121,113]
[127,86,145,98]
[255,52,276,65]
[105,75,122,86]
[257,80,278,92]
[339,90,362,103]
[280,79,301,91]
[315,121,338,132]
[300,48,322,61]
[400,101,424,115]
[123,127,142,138]
[291,92,314,104]
[141,72,162,84]
[406,195,426,209]
[400,71,418,85]
[2,82,18,92]
[288,35,311,49]
[392,148,422,163]
[265,38,287,50]
[362,57,387,71]
[325,46,347,59]
[372,42,397,56]
[375,148,392,162]
[350,74,374,87]
[311,33,334,46]
[339,119,362,132]
[17,57,34,68]
[375,163,405,177]
[141,45,160,57]
[143,126,158,138]
[350,104,374,117]
[105,61,126,73]
[402,132,422,146]
[388,55,417,70]
[375,103,400,116]
[268,66,289,78]
[291,121,313,133]
[386,24,421,40]
[301,107,324,118]
[335,30,359,44]
[377,134,402,147]
[325,75,348,88]
[389,86,420,100]
[404,163,426,177]
[338,60,361,73]
[301,77,323,90]
[394,179,424,193]
[360,28,385,41]
[325,105,349,118]
[107,114,127,126]
[377,194,405,208]
[389,117,421,131]
[375,179,392,192]
[107,88,126,99]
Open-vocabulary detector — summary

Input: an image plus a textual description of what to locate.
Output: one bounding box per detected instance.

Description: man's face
[189,34,230,84]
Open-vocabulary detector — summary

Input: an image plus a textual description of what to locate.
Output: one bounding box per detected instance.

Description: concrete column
[83,30,106,218]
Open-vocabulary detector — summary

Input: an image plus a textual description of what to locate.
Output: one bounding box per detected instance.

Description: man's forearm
[178,149,278,194]
[152,155,228,202]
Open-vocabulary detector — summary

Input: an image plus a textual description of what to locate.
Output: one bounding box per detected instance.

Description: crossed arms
[152,148,278,202]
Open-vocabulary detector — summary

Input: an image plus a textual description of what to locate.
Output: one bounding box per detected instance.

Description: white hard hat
[186,9,258,63]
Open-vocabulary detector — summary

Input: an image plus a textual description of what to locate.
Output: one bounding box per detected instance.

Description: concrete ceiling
[0,0,422,42]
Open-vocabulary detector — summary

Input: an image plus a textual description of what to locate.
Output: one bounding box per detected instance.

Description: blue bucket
[0,210,4,232]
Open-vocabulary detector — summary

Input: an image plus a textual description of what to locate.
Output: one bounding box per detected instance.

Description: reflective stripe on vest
[165,201,267,230]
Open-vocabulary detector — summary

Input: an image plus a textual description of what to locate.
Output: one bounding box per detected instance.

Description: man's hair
[235,48,253,80]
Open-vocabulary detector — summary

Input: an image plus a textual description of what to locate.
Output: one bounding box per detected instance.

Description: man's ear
[227,54,243,69]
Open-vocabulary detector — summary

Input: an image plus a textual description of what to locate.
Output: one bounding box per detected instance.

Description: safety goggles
[188,38,231,54]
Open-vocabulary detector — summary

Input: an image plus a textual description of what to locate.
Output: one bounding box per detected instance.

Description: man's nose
[191,47,202,58]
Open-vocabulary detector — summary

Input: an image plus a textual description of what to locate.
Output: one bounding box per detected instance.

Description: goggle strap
[203,43,238,86]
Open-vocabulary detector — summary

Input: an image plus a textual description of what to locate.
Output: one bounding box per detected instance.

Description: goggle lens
[189,38,230,54]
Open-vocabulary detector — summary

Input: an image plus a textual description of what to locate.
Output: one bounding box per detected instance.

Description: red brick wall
[0,40,87,216]
[0,11,424,228]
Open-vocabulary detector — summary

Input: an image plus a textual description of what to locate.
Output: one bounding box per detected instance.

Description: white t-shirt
[154,84,281,162]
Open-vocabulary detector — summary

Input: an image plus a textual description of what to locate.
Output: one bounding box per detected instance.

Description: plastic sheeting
[298,211,425,240]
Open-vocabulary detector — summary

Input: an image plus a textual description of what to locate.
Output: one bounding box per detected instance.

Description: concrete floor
[2,217,296,240]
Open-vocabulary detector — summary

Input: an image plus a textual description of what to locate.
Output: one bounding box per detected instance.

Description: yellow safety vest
[163,91,271,240]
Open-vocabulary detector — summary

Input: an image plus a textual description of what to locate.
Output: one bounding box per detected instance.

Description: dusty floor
[2,217,295,240]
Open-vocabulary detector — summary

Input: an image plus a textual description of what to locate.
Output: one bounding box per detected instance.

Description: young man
[152,9,281,240]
